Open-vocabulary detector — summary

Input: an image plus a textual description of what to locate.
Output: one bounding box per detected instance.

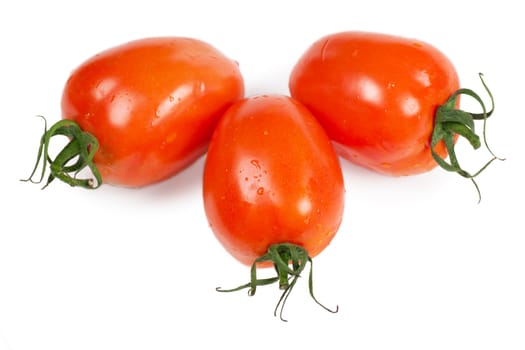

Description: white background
[1,1,524,349]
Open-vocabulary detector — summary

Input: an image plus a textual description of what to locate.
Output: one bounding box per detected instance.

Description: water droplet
[199,81,206,94]
[250,159,261,169]
[257,187,264,195]
[166,132,177,143]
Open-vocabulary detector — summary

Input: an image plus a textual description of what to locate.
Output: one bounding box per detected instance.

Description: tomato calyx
[22,116,102,189]
[216,243,338,322]
[431,73,504,202]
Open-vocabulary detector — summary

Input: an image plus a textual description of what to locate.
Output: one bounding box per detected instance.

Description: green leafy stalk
[430,73,504,203]
[21,116,102,189]
[216,243,338,322]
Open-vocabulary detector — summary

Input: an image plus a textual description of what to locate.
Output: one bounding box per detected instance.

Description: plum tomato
[289,31,502,200]
[202,94,345,320]
[25,37,244,188]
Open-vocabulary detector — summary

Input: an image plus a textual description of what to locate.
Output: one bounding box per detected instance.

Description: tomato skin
[289,31,460,176]
[203,95,345,266]
[61,37,244,187]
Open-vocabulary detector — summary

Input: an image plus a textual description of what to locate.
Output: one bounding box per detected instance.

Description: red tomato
[290,31,503,201]
[203,94,344,319]
[29,37,244,188]
[289,31,461,176]
[203,94,345,265]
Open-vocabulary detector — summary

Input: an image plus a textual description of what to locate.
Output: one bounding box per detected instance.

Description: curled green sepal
[430,73,504,203]
[216,243,338,322]
[21,116,102,189]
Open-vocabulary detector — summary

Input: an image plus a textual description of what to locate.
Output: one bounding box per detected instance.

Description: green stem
[430,73,504,203]
[216,243,338,322]
[21,116,102,189]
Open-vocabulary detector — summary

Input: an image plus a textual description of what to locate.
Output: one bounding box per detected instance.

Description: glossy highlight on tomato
[203,94,345,320]
[27,37,244,188]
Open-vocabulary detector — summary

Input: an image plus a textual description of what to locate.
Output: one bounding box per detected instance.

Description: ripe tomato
[203,94,344,320]
[27,37,244,188]
[289,31,498,181]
